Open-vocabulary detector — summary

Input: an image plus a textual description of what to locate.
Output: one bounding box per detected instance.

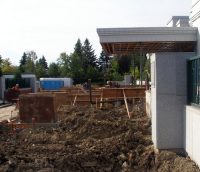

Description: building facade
[184,0,200,166]
[97,0,200,167]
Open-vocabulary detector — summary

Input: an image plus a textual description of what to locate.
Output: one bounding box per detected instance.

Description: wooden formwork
[19,94,56,123]
[19,86,145,123]
[19,91,73,123]
[72,93,101,106]
[100,87,145,99]
[98,87,146,118]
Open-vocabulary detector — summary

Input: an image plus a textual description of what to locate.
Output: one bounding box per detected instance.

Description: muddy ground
[0,101,199,172]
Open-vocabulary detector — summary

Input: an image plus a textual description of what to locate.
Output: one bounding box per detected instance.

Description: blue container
[40,80,64,90]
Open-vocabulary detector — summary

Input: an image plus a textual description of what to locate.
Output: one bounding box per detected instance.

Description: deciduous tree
[57,52,71,77]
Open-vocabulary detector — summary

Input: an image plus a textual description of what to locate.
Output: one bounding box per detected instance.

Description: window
[188,56,200,104]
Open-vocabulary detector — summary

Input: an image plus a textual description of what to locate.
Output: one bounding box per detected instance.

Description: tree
[130,66,140,80]
[97,50,110,83]
[35,61,46,79]
[19,51,37,74]
[118,55,131,75]
[19,52,27,73]
[24,57,35,73]
[57,52,71,77]
[98,50,110,71]
[26,51,37,61]
[35,56,48,79]
[109,57,123,81]
[74,38,83,57]
[48,62,60,77]
[39,56,48,70]
[0,55,3,76]
[82,38,98,81]
[2,58,17,74]
[14,69,22,82]
[82,38,97,68]
[70,53,85,83]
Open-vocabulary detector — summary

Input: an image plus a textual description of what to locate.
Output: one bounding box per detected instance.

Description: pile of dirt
[0,103,199,172]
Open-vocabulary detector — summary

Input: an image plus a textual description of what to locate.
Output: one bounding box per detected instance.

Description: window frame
[188,55,200,105]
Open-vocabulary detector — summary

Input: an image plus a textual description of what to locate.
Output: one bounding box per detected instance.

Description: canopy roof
[97,27,197,55]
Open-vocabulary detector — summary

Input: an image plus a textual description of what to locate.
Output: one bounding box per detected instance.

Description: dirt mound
[0,104,199,172]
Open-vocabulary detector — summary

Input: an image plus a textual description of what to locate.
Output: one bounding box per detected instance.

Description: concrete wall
[191,0,200,55]
[0,74,37,100]
[151,52,195,149]
[186,0,200,167]
[151,54,157,147]
[145,90,151,117]
[185,105,200,166]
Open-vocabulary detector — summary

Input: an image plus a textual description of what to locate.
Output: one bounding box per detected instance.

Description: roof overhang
[97,27,198,55]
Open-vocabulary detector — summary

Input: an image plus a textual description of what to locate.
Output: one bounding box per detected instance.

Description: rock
[82,161,97,167]
[118,153,127,161]
[122,161,128,168]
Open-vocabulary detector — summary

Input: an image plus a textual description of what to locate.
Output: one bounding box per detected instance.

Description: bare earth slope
[0,104,199,172]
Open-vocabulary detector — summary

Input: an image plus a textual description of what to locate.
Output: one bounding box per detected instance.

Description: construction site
[1,1,200,171]
[0,84,199,172]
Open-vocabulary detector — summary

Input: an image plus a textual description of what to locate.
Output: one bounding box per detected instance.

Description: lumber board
[123,89,131,119]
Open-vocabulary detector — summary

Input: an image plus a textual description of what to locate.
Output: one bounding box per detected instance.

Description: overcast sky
[0,0,191,65]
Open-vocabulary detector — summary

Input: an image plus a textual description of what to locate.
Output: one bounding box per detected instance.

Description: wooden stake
[73,95,77,106]
[123,89,131,119]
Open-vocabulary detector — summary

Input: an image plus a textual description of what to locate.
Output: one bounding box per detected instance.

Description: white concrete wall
[191,0,200,55]
[151,54,157,147]
[151,52,195,149]
[145,90,151,117]
[0,74,37,100]
[185,105,200,166]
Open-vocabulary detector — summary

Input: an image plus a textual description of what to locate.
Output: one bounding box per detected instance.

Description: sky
[0,0,192,65]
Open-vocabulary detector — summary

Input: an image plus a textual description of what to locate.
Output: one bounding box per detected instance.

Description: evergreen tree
[83,38,97,68]
[74,39,83,57]
[48,62,60,77]
[82,38,98,81]
[39,56,48,70]
[19,52,27,73]
[70,53,85,83]
[98,50,110,71]
[20,51,37,74]
[35,56,48,79]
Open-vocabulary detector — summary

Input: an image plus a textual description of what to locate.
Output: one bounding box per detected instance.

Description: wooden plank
[101,88,145,99]
[100,93,103,108]
[73,95,77,106]
[123,89,131,119]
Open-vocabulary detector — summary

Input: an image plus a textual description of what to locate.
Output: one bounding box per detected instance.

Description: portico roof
[97,27,198,55]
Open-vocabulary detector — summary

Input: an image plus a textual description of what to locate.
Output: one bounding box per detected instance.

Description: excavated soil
[0,101,199,172]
